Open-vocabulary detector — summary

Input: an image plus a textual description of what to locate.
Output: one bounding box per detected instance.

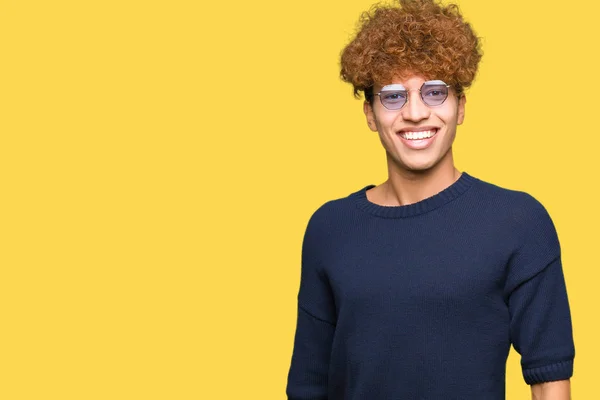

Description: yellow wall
[1,0,596,398]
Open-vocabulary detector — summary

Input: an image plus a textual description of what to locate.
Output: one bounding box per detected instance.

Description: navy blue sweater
[286,172,575,400]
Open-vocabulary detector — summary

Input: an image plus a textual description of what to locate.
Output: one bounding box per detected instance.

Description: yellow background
[0,0,597,398]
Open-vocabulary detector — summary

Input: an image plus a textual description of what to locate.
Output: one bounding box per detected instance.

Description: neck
[383,152,460,207]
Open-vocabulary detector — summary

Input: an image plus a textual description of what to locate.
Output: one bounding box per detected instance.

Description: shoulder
[303,185,368,237]
[473,176,559,251]
[473,176,554,222]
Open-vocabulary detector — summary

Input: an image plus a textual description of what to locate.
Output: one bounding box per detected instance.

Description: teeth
[400,129,436,140]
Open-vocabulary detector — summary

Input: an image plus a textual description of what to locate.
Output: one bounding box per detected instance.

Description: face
[363,75,466,174]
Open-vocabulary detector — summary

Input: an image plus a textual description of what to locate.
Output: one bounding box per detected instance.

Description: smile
[398,129,438,140]
[396,128,439,150]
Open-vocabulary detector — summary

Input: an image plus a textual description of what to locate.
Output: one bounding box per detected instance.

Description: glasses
[374,80,451,110]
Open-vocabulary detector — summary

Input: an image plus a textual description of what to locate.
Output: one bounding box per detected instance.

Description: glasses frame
[374,81,451,111]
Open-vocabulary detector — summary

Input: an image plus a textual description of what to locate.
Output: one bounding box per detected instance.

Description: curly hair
[340,0,483,103]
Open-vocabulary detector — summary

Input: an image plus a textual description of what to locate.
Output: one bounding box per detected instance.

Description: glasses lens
[421,84,448,106]
[380,90,407,110]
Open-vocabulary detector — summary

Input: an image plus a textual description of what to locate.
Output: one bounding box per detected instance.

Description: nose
[401,91,431,122]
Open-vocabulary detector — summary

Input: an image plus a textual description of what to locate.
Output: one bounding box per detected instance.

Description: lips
[398,128,438,140]
[398,126,439,137]
[396,127,439,149]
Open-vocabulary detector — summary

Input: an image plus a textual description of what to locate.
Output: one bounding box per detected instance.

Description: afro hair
[340,0,483,102]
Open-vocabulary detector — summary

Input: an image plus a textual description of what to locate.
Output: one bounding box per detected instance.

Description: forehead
[381,79,447,91]
[374,74,432,91]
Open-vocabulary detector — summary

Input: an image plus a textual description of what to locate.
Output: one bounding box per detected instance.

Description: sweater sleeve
[504,196,575,385]
[286,207,337,400]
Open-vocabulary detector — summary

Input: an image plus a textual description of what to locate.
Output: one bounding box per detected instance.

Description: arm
[286,208,337,400]
[531,379,571,400]
[504,197,575,391]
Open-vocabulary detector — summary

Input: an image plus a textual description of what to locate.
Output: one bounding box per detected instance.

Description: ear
[457,95,466,125]
[363,101,378,132]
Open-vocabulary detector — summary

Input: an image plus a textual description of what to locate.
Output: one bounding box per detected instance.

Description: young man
[286,0,575,399]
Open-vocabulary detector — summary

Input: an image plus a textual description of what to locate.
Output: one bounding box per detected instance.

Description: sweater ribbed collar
[352,171,478,218]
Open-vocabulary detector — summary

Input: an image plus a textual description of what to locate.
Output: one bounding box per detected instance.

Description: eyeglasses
[374,80,451,110]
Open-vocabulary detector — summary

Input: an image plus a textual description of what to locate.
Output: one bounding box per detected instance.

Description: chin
[399,157,440,172]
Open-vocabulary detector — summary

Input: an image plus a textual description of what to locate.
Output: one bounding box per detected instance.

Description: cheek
[436,106,459,125]
[374,110,399,130]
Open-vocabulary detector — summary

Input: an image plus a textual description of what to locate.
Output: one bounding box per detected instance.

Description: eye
[422,85,448,98]
[381,91,406,102]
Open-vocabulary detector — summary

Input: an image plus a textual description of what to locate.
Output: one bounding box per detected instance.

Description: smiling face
[364,75,466,175]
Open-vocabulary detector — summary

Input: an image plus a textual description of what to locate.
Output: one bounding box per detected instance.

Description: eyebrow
[381,84,405,91]
[425,80,446,85]
[380,80,447,92]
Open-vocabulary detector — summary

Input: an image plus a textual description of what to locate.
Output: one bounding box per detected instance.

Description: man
[286,0,575,399]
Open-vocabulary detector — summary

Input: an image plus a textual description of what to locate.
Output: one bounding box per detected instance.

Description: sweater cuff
[523,360,573,385]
